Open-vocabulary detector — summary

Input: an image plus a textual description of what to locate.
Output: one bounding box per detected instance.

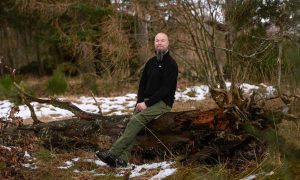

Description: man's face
[154,33,169,53]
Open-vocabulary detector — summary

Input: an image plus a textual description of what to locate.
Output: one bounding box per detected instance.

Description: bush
[47,70,68,95]
[0,75,35,104]
[0,75,14,97]
[0,75,21,103]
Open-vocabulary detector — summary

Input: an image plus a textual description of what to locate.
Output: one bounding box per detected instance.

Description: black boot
[96,150,127,168]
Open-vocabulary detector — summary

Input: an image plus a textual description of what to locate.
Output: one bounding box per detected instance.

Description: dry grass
[278,120,300,148]
[21,148,125,179]
[172,98,218,112]
[18,76,203,97]
[18,75,138,97]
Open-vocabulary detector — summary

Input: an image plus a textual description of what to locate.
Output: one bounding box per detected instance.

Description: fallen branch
[14,82,102,120]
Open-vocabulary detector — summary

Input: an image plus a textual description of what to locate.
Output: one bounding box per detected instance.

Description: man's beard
[156,49,167,62]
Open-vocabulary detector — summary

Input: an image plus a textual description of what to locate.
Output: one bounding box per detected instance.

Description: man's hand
[135,102,147,112]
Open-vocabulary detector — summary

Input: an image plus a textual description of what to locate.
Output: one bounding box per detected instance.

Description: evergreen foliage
[47,70,68,95]
[0,75,24,104]
[0,75,13,94]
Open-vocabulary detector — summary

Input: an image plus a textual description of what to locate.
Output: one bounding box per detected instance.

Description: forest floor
[1,77,300,179]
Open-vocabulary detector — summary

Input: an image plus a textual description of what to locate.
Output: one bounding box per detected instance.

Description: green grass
[35,148,56,162]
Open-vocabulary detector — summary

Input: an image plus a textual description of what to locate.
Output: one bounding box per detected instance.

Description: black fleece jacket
[137,51,178,108]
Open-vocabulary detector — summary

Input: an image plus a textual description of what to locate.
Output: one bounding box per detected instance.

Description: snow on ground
[0,83,276,121]
[241,171,274,180]
[0,83,276,179]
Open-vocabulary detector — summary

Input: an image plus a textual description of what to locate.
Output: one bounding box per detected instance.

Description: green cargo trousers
[109,100,171,163]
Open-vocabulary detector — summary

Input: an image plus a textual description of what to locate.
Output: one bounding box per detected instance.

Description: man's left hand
[136,102,147,112]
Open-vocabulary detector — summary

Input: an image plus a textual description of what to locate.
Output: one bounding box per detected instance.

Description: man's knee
[126,114,145,129]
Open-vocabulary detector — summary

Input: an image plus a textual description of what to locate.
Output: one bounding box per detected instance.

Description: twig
[0,56,16,78]
[89,90,102,116]
[214,42,272,59]
[23,99,41,124]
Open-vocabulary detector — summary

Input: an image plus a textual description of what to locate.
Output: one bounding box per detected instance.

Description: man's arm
[136,63,148,104]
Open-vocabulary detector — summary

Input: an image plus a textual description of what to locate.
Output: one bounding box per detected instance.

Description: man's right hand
[135,102,147,112]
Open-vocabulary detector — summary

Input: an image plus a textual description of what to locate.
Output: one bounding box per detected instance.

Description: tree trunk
[135,7,151,64]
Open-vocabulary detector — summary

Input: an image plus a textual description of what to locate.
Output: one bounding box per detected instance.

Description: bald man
[96,32,178,168]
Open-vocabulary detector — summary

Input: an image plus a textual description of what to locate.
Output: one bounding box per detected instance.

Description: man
[96,32,178,168]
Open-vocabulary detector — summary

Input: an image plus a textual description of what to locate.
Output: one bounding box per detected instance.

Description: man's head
[154,32,169,53]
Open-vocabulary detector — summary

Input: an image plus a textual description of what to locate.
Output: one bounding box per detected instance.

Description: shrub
[47,70,68,95]
[0,75,14,97]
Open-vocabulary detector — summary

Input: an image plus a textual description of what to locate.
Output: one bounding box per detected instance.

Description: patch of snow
[241,171,275,180]
[242,174,257,180]
[73,169,80,173]
[93,173,106,176]
[1,145,12,151]
[94,159,107,166]
[266,86,276,96]
[72,157,80,162]
[175,85,209,101]
[57,160,74,169]
[24,151,31,158]
[22,163,38,169]
[129,161,173,178]
[240,83,259,94]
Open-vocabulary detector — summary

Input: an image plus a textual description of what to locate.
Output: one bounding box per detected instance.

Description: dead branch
[89,90,102,116]
[0,57,16,77]
[14,83,102,120]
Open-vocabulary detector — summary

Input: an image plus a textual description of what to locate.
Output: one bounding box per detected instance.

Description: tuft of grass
[47,70,68,95]
[97,78,137,96]
[72,161,98,171]
[35,149,56,162]
[0,161,6,170]
[186,89,197,97]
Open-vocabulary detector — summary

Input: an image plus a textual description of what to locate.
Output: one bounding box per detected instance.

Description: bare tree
[167,0,299,108]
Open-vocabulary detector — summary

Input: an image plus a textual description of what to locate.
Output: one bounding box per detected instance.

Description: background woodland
[0,0,299,96]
